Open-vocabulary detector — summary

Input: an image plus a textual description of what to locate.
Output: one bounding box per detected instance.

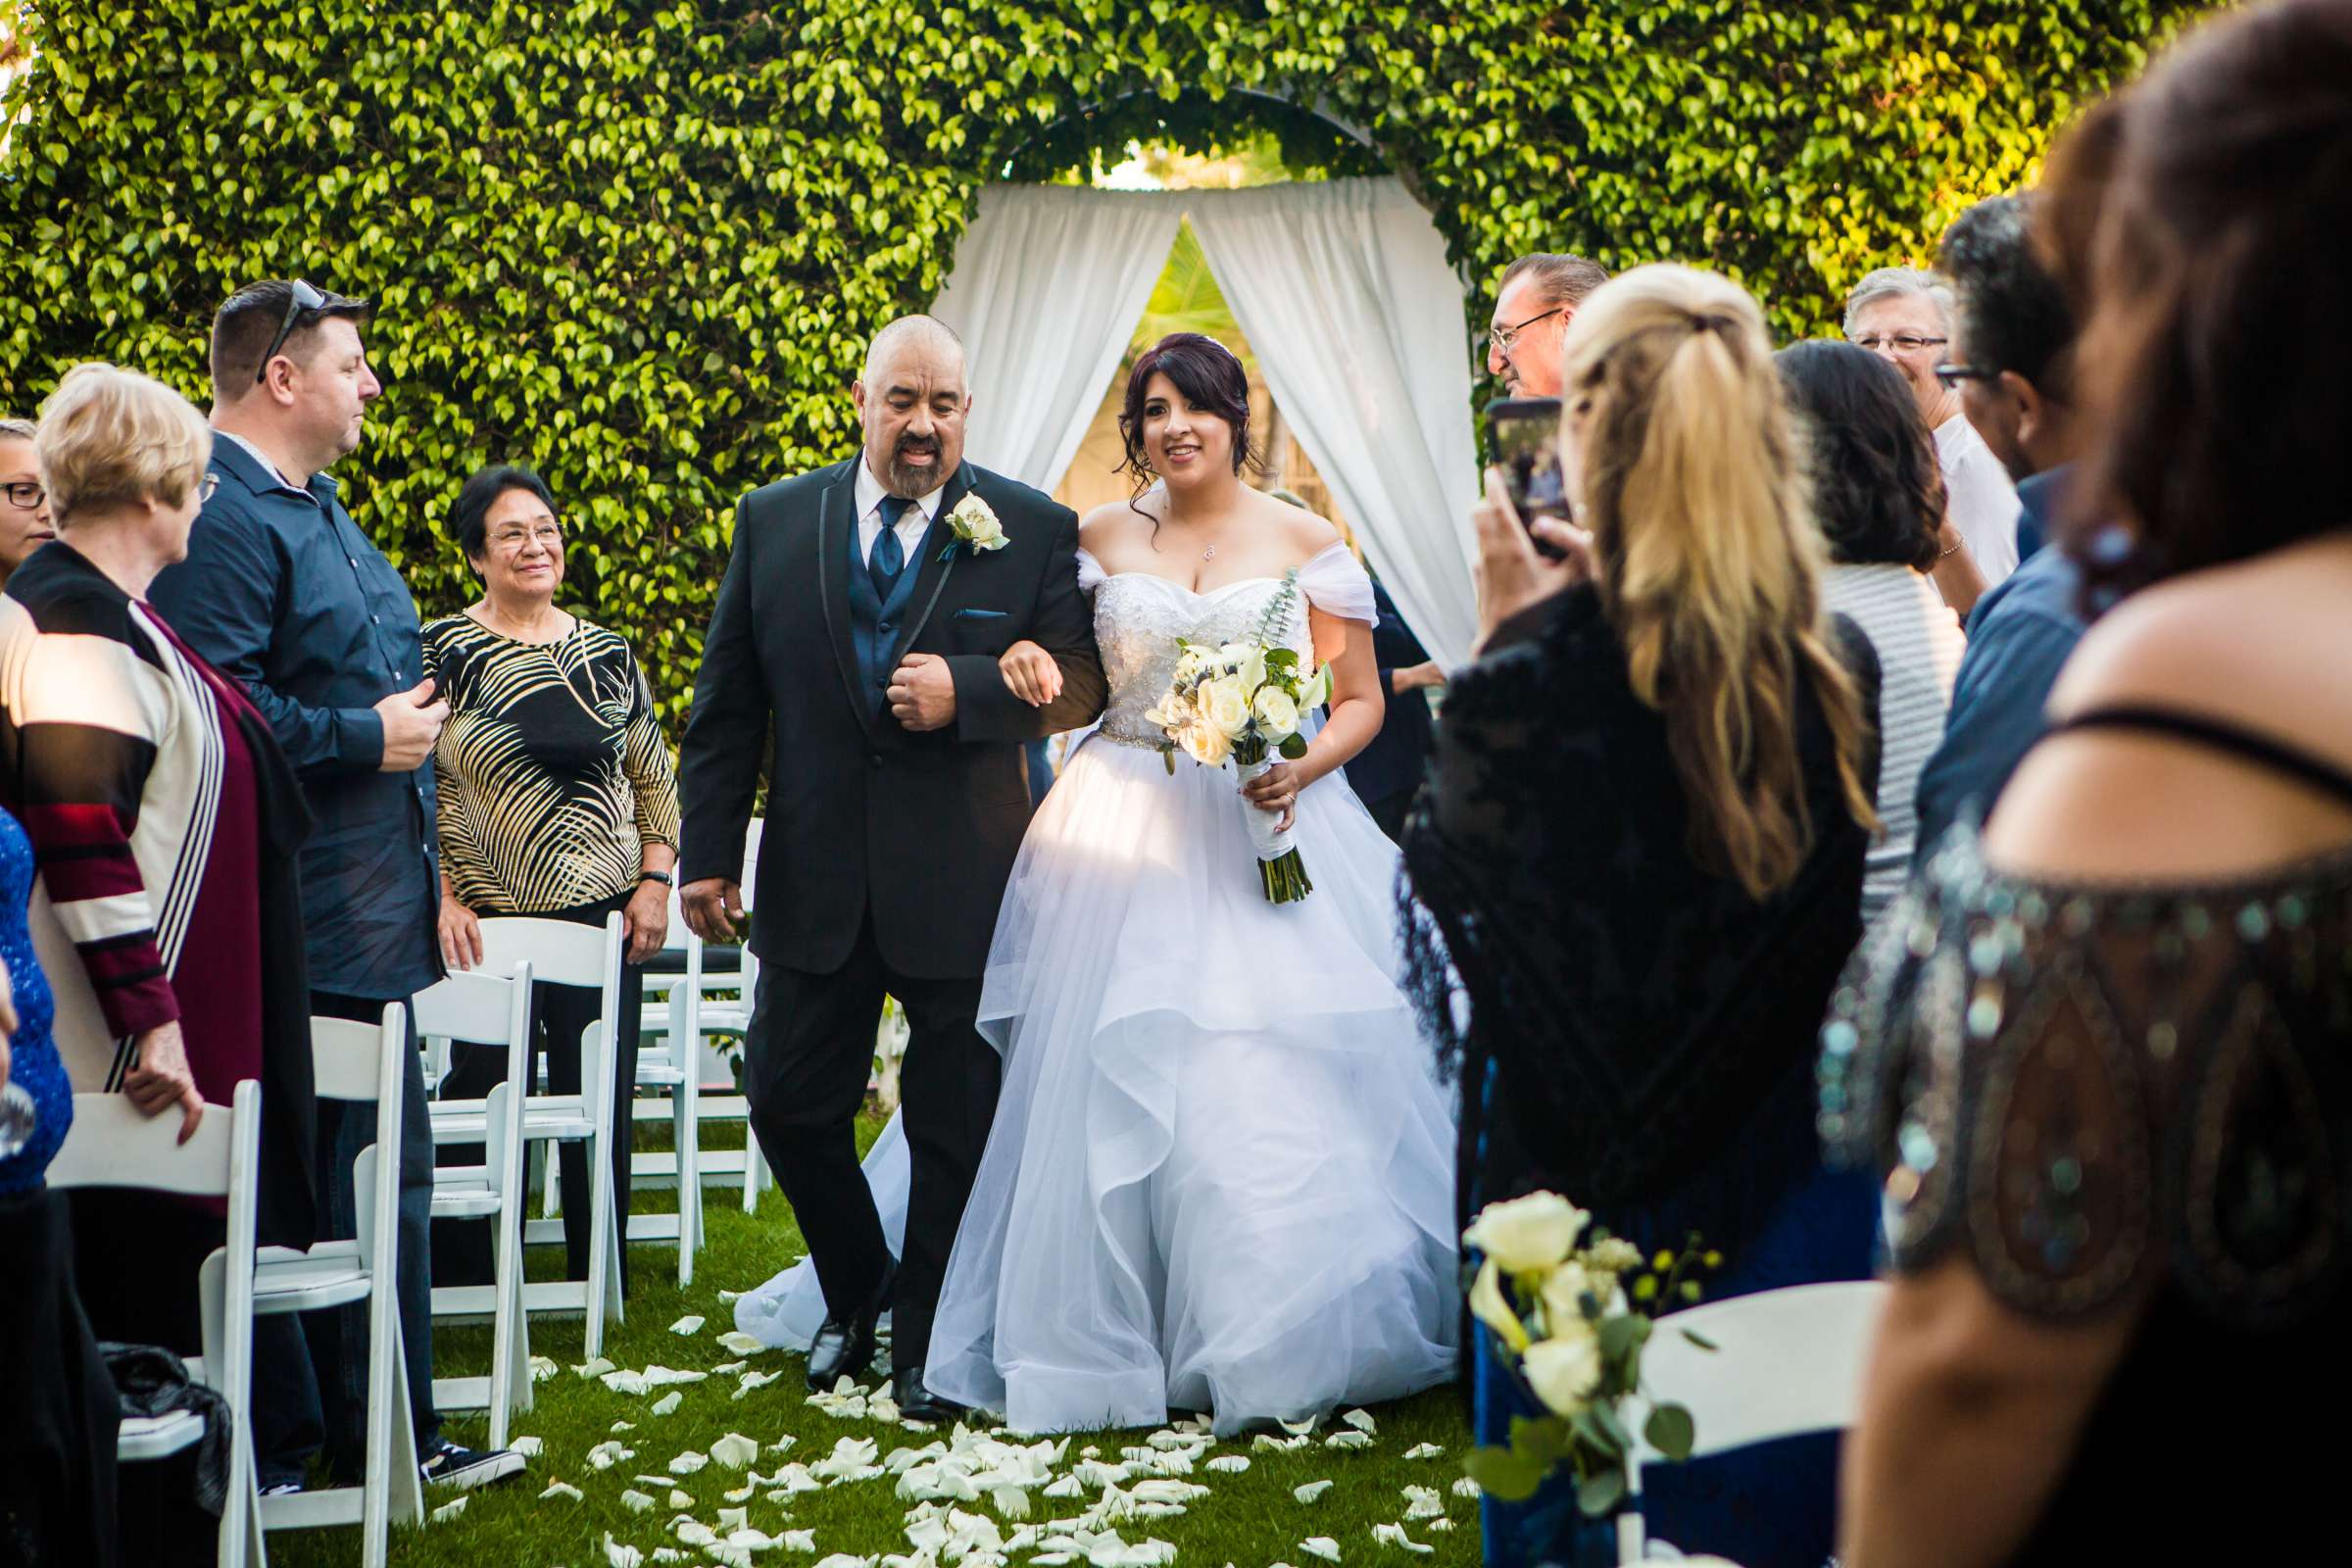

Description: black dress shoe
[893,1364,966,1425]
[806,1260,894,1391]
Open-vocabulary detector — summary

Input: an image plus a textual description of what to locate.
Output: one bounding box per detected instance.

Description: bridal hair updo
[1561,263,1878,899]
[1116,333,1261,516]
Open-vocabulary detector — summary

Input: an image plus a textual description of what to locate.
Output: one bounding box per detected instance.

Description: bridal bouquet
[1463,1192,1717,1518]
[1143,574,1330,904]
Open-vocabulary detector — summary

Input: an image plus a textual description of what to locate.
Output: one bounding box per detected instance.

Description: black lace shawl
[1398,585,1877,1231]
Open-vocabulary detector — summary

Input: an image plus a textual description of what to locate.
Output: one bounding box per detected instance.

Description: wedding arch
[931,178,1481,668]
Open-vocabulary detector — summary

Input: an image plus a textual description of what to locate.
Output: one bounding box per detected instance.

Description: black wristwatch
[639,869,674,888]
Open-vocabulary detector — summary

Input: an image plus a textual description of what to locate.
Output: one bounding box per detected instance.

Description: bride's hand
[1241,759,1299,832]
[999,640,1063,708]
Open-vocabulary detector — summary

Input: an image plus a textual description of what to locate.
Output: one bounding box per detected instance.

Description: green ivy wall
[0,1,2198,717]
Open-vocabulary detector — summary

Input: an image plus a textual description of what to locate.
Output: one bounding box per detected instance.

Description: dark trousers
[299,991,440,1471]
[1365,787,1413,844]
[743,914,1000,1369]
[434,895,641,1297]
[4,1190,118,1568]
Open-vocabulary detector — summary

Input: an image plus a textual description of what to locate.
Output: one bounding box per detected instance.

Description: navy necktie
[870,495,913,600]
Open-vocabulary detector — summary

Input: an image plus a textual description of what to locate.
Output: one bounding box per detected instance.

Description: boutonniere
[939,493,1010,562]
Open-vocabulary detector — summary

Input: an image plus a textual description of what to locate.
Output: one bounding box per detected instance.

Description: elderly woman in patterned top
[424,463,679,1295]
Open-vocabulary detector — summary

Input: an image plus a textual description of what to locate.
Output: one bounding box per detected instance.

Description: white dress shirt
[1933,414,2023,588]
[854,460,947,571]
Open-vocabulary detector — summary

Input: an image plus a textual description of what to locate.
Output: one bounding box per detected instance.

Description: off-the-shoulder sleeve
[1821,833,2350,1328]
[1297,542,1377,625]
[1075,547,1107,596]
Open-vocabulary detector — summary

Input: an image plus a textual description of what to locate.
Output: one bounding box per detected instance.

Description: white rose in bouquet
[1522,1325,1604,1418]
[1462,1191,1591,1273]
[1251,685,1300,737]
[1538,1260,1598,1338]
[1179,718,1234,766]
[1468,1258,1530,1353]
[1197,677,1253,739]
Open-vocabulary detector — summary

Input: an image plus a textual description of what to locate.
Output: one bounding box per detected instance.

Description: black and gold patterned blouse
[1823,796,2350,1562]
[423,613,680,914]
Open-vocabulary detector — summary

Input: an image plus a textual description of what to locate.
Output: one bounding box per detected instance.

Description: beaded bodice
[1092,573,1311,750]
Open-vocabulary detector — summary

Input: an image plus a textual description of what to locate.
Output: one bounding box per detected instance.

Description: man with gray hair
[1844,265,2023,595]
[1488,252,1610,399]
[677,314,1104,1422]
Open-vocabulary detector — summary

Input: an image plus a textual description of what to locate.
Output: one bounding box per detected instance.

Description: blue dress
[0,806,66,1193]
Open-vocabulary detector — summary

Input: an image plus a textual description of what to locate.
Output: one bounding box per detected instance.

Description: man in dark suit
[677,316,1104,1421]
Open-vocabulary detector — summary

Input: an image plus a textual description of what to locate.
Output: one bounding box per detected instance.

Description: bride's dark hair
[1116,333,1261,527]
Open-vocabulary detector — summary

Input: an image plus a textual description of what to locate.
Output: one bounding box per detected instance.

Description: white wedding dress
[735,541,1459,1435]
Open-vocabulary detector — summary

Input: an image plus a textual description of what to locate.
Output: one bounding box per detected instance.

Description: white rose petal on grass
[429,1495,468,1524]
[605,1534,647,1568]
[1461,1191,1590,1273]
[725,1485,756,1503]
[574,1356,617,1379]
[511,1435,545,1457]
[717,1331,769,1356]
[1369,1525,1433,1556]
[1278,1415,1324,1437]
[1299,1538,1343,1563]
[1204,1455,1250,1475]
[1400,1486,1445,1521]
[1341,1409,1376,1435]
[1294,1481,1334,1504]
[587,1442,635,1470]
[715,1360,749,1376]
[718,1507,751,1534]
[812,1557,875,1568]
[738,1369,785,1399]
[612,1421,638,1434]
[529,1355,560,1384]
[1325,1432,1374,1451]
[670,1314,707,1336]
[635,1475,676,1489]
[620,1489,658,1513]
[540,1479,584,1502]
[767,1436,800,1454]
[1252,1435,1310,1454]
[671,1449,711,1474]
[1426,1520,1456,1534]
[712,1432,763,1470]
[717,1289,745,1304]
[651,1392,683,1417]
[1449,1478,1483,1499]
[1400,1444,1443,1461]
[668,1490,695,1510]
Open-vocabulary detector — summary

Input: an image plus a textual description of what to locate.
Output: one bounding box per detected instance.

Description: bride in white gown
[736,334,1457,1434]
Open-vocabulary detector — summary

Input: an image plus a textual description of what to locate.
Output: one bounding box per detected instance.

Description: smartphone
[1484,396,1571,560]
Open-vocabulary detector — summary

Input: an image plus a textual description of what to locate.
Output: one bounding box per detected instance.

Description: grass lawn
[270,1112,1480,1568]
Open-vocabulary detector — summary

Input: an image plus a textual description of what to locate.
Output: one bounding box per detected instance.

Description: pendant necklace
[1202,543,1217,561]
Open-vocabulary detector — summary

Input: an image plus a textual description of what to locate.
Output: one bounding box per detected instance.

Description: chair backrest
[413,964,533,1048]
[312,1004,409,1104]
[1634,1280,1890,1461]
[48,1084,249,1198]
[475,912,622,992]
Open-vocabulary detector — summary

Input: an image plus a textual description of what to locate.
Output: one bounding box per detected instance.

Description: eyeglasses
[1849,333,1948,356]
[1933,363,1999,389]
[1,480,42,512]
[254,279,329,385]
[487,521,564,551]
[1489,306,1565,355]
[198,473,220,505]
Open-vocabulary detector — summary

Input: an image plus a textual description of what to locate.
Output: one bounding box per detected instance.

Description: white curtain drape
[1189,177,1481,668]
[930,186,1184,491]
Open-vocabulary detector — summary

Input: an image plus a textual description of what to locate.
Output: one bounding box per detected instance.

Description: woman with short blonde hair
[0,365,318,1459]
[1402,264,1882,1566]
[0,416,55,584]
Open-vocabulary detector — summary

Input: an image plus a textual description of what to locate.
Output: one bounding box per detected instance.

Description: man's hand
[124,1019,205,1145]
[681,877,746,945]
[998,640,1063,709]
[377,677,450,772]
[887,652,957,732]
[623,879,671,964]
[1390,661,1446,694]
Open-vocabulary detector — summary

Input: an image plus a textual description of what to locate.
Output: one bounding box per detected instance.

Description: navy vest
[845,514,940,716]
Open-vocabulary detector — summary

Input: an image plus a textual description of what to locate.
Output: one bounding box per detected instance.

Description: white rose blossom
[1252,685,1300,737]
[1196,677,1252,740]
[1462,1191,1590,1274]
[1522,1326,1604,1417]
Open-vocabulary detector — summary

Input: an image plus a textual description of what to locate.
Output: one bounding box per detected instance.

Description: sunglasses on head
[253,279,341,384]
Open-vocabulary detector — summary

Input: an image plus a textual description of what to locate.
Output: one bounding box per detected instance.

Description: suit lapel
[815,465,870,736]
[888,462,975,667]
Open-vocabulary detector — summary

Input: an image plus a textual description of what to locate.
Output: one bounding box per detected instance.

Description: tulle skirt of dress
[734,731,1460,1435]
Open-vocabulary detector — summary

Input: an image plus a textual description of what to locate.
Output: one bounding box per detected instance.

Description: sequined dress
[1824,815,2351,1562]
[737,543,1461,1433]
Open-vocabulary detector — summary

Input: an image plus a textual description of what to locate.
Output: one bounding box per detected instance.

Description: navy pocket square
[953,608,1009,620]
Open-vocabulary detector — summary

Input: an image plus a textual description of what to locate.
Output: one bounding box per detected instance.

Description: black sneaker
[419,1438,526,1491]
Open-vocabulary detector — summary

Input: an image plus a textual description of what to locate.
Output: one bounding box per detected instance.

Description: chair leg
[673,1083,696,1286]
[385,1311,423,1528]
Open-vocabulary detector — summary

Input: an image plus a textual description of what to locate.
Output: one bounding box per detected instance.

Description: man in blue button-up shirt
[151,279,521,1493]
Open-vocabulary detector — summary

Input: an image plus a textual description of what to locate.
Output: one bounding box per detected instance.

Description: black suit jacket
[677,457,1105,979]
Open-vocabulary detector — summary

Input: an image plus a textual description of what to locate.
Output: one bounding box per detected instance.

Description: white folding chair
[467,910,627,1356]
[247,1007,422,1565]
[416,964,535,1447]
[53,1083,267,1568]
[1617,1280,1890,1564]
[626,896,705,1285]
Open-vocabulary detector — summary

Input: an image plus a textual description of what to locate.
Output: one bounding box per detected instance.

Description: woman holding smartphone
[1401,265,1883,1567]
